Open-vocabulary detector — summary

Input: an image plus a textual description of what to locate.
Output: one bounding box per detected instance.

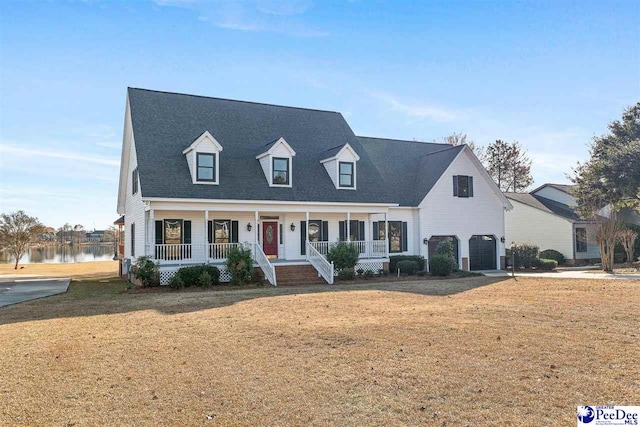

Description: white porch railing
[253,243,277,286]
[153,243,207,263]
[208,242,243,261]
[306,242,334,285]
[309,240,388,259]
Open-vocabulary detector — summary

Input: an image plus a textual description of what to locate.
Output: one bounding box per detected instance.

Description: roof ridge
[357,135,448,146]
[419,144,464,158]
[128,87,341,115]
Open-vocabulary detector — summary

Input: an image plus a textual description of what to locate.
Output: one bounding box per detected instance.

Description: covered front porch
[143,201,395,285]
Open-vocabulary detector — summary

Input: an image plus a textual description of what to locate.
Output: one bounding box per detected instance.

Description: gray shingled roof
[128,88,462,206]
[505,192,581,221]
[531,183,575,195]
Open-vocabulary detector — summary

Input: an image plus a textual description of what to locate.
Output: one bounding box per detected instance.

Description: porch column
[305,212,310,244]
[204,210,208,262]
[346,212,351,242]
[254,211,259,244]
[384,212,389,257]
[148,209,154,257]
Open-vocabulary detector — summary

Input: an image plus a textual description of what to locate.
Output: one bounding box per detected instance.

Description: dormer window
[197,153,216,182]
[339,162,354,188]
[183,131,223,185]
[321,143,360,190]
[272,157,290,185]
[256,137,296,187]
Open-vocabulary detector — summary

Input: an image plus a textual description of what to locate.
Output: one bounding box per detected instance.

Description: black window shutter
[339,221,345,241]
[231,221,239,243]
[131,223,135,257]
[372,222,379,240]
[207,220,213,243]
[300,221,307,255]
[322,221,329,242]
[155,221,163,244]
[453,176,458,196]
[184,221,192,244]
[469,176,474,197]
[402,222,408,252]
[359,221,365,241]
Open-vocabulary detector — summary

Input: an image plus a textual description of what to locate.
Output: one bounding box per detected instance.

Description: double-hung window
[339,162,354,188]
[272,157,290,185]
[197,153,216,182]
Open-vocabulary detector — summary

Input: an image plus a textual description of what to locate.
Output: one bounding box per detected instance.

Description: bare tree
[442,132,485,161]
[595,217,625,272]
[619,229,638,264]
[485,139,533,192]
[73,224,84,245]
[0,211,45,269]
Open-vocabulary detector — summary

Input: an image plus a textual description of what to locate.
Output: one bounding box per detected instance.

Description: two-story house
[505,183,601,264]
[117,88,512,285]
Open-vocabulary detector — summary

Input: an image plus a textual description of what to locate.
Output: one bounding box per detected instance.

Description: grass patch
[1,276,638,426]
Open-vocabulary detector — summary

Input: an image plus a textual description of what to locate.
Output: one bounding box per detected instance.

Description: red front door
[262,222,278,257]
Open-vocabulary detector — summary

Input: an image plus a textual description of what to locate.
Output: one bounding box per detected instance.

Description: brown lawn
[0,260,118,279]
[0,276,638,426]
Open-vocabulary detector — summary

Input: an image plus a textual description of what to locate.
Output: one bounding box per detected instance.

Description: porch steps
[275,264,328,286]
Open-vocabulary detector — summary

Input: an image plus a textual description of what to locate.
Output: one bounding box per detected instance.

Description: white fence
[309,240,388,259]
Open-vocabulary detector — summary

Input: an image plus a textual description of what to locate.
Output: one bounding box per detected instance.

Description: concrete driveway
[0,278,71,308]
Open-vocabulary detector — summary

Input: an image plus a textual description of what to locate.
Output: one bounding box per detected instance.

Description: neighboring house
[505,184,600,264]
[85,230,106,242]
[117,88,512,285]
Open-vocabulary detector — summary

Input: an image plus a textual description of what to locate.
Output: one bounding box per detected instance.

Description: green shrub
[539,249,565,265]
[177,265,220,287]
[197,271,213,288]
[356,268,364,276]
[513,243,539,268]
[226,246,253,285]
[389,255,425,273]
[417,270,427,277]
[168,274,185,290]
[337,269,354,281]
[538,258,558,271]
[397,260,419,275]
[327,242,359,273]
[429,255,456,276]
[435,240,454,257]
[363,270,374,280]
[132,256,159,287]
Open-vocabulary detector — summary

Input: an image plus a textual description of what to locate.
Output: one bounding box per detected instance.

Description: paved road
[0,278,71,308]
[484,270,640,280]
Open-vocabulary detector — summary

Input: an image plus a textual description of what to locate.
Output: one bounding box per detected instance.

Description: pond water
[0,244,117,264]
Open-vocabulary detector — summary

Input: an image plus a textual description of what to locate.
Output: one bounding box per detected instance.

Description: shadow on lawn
[0,275,512,325]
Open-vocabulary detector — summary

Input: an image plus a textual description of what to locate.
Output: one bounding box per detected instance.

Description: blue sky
[0,0,638,229]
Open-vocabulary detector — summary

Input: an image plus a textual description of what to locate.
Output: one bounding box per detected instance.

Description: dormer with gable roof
[182,131,223,185]
[320,143,360,190]
[255,137,296,187]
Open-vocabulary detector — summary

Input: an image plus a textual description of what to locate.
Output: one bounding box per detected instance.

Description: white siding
[533,186,576,207]
[322,160,338,187]
[574,222,600,259]
[123,128,147,261]
[258,156,271,183]
[418,149,506,269]
[505,200,574,259]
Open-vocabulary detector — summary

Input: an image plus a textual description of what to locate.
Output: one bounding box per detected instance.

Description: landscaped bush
[168,273,185,290]
[397,260,419,275]
[417,270,427,277]
[226,246,253,285]
[389,255,425,273]
[513,243,540,268]
[539,249,565,265]
[327,242,359,273]
[435,241,459,270]
[132,256,160,287]
[337,269,354,281]
[538,258,558,271]
[363,270,374,280]
[429,255,456,276]
[197,271,213,289]
[356,268,365,277]
[176,265,220,287]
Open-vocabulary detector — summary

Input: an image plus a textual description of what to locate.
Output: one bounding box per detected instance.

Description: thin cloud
[367,91,462,123]
[0,144,120,167]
